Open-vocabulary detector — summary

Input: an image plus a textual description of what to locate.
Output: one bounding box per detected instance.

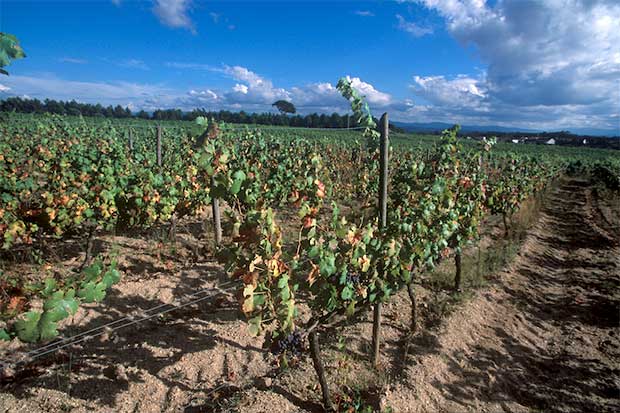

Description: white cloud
[218,65,291,104]
[209,12,221,23]
[0,84,10,93]
[0,65,397,119]
[152,0,195,33]
[0,75,175,109]
[117,59,150,70]
[233,84,249,94]
[165,62,214,70]
[59,57,88,64]
[347,76,393,106]
[395,0,620,130]
[413,0,620,106]
[396,14,433,37]
[354,10,375,17]
[411,74,486,106]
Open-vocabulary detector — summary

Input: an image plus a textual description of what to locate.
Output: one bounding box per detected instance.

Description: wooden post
[372,112,389,367]
[378,113,388,228]
[156,125,162,167]
[128,128,133,152]
[454,250,462,292]
[211,177,222,246]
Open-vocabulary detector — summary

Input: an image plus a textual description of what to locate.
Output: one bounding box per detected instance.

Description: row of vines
[1,78,601,410]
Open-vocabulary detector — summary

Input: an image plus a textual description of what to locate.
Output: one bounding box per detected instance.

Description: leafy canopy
[272,100,296,115]
[0,33,26,75]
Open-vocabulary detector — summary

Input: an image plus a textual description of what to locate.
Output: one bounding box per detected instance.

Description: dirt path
[386,177,620,412]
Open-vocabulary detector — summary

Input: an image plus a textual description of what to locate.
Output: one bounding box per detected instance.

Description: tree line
[0,96,406,131]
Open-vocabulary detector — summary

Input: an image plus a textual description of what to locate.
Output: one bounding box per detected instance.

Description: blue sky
[1,1,618,132]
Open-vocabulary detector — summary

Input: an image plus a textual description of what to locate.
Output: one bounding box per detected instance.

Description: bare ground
[0,176,618,412]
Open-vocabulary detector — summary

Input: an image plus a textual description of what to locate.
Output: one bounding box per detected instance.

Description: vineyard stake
[372,112,389,367]
[128,128,133,152]
[211,177,222,246]
[156,125,162,167]
[454,250,462,291]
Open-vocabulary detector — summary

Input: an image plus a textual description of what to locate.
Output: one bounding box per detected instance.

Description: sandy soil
[0,176,618,413]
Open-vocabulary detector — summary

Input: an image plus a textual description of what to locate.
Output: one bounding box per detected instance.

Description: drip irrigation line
[1,280,238,369]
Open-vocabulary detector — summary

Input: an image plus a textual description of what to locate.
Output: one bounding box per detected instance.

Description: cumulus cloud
[396,14,433,37]
[1,62,398,120]
[404,0,620,130]
[152,0,195,33]
[411,75,486,106]
[217,65,291,104]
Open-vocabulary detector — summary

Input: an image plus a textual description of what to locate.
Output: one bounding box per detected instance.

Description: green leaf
[0,329,11,341]
[78,281,107,303]
[38,312,60,341]
[319,253,336,276]
[230,170,246,195]
[101,268,121,288]
[41,278,57,297]
[248,316,261,337]
[82,260,103,282]
[341,285,353,300]
[345,301,356,317]
[43,289,79,321]
[15,311,42,343]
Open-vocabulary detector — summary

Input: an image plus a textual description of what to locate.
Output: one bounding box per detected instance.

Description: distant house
[583,139,587,145]
[511,139,519,144]
[545,138,556,145]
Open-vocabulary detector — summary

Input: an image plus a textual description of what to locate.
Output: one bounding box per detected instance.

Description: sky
[0,0,619,133]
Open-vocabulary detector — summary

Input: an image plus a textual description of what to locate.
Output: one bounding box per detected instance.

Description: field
[0,112,619,412]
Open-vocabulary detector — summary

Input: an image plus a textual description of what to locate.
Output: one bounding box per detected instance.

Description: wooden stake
[211,177,222,246]
[454,250,462,292]
[372,112,389,367]
[156,125,162,167]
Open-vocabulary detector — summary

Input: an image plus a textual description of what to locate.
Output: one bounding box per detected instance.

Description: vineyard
[0,84,619,412]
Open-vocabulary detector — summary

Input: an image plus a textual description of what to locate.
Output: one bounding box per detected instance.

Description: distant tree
[136,110,150,119]
[272,100,296,115]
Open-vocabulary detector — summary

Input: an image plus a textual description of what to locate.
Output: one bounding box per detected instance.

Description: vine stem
[79,226,96,271]
[407,281,417,333]
[309,330,334,412]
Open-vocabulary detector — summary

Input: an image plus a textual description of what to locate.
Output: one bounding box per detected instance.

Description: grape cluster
[274,330,304,357]
[346,272,360,285]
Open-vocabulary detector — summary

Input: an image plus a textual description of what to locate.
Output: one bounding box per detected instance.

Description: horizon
[1,0,619,135]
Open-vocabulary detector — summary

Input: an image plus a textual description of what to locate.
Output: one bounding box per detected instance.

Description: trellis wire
[1,280,238,370]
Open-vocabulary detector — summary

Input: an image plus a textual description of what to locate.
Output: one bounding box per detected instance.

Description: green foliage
[337,77,379,143]
[1,257,122,343]
[0,33,26,75]
[272,100,296,115]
